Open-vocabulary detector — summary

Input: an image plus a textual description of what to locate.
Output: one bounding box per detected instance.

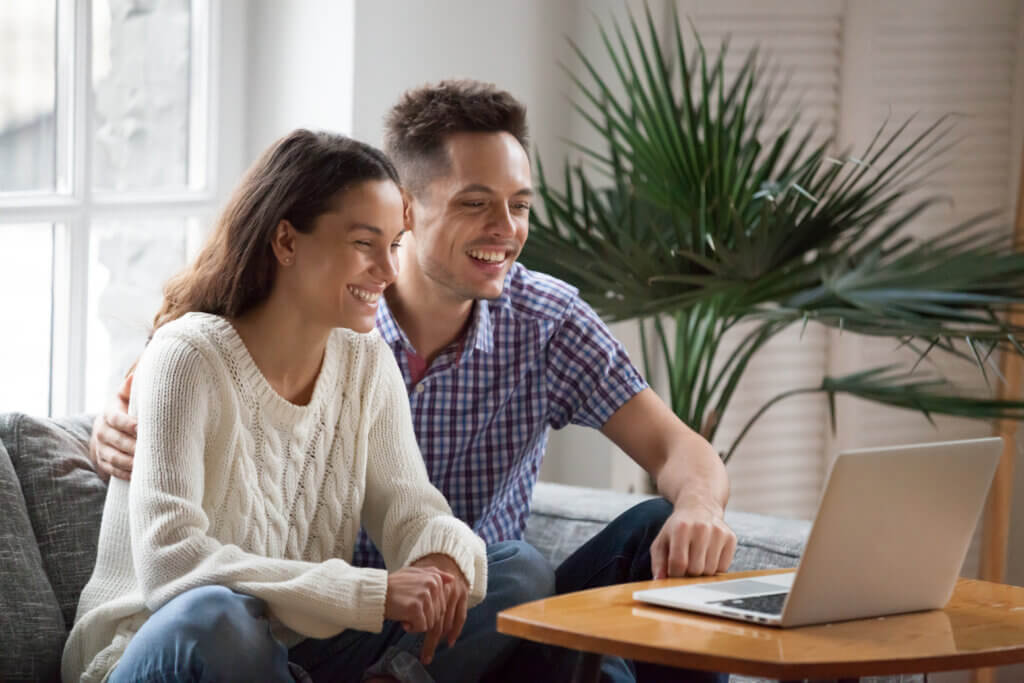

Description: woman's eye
[390,242,402,250]
[355,240,372,247]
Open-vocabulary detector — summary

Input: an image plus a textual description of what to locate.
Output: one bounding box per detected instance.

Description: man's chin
[464,279,506,301]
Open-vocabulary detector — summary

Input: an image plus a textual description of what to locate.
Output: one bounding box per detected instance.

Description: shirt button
[415,384,426,393]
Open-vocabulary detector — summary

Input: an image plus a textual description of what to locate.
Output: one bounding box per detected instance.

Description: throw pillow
[0,427,66,683]
[0,413,107,630]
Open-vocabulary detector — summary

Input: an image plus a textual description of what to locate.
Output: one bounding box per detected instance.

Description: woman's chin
[338,315,377,334]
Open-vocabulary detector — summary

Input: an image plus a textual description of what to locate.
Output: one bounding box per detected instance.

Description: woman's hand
[411,554,470,660]
[89,373,138,481]
[384,566,455,665]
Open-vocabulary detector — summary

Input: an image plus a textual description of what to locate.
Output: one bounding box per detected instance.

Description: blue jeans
[501,499,729,683]
[110,540,554,683]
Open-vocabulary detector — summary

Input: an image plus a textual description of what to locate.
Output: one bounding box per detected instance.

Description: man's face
[407,131,532,302]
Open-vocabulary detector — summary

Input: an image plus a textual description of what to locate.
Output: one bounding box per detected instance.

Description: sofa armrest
[525,481,809,571]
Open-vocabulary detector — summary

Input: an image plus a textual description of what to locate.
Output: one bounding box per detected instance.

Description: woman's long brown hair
[151,129,400,333]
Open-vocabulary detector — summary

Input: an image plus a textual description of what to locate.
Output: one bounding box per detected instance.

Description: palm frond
[523,4,1024,449]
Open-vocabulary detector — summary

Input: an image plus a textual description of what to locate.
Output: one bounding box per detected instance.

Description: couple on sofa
[65,80,735,683]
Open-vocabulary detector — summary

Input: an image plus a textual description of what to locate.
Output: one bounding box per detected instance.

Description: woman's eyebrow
[348,223,382,235]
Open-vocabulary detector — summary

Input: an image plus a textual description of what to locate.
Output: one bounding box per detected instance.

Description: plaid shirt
[353,264,647,568]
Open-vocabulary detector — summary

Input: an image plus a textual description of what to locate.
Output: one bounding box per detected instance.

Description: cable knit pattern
[61,312,487,683]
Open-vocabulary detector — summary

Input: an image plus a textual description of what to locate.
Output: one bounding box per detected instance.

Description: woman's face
[287,179,405,333]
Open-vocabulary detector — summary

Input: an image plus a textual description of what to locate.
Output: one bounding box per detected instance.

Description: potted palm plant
[523,6,1024,461]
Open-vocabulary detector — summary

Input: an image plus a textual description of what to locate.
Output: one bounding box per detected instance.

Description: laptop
[633,437,1003,627]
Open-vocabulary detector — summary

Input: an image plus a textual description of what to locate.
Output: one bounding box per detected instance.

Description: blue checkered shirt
[353,264,648,568]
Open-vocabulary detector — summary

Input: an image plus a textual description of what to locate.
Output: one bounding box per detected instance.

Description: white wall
[351,1,577,157]
[245,0,355,158]
[240,0,645,490]
[351,0,659,490]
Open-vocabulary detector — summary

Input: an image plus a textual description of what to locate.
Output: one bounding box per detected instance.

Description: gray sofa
[0,412,912,682]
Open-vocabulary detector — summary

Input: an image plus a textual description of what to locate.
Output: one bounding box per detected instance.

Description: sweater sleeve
[129,334,389,637]
[359,337,488,606]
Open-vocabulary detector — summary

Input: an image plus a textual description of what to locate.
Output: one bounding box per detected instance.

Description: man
[91,80,734,682]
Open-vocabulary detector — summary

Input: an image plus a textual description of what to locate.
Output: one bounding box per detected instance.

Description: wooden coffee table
[497,569,1024,682]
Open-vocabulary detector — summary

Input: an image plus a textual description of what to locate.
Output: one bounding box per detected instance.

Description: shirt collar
[463,298,494,357]
[375,295,495,357]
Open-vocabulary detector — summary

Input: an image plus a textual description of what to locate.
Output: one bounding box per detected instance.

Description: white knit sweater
[62,312,487,683]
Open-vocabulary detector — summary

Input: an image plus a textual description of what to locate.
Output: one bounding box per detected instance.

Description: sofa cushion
[0,413,107,630]
[0,426,66,683]
[525,481,809,571]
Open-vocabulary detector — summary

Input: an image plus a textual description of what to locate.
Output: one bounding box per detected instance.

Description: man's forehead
[455,182,533,197]
[442,132,531,180]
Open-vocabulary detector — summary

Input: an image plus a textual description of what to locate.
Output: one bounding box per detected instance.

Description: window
[1,0,217,416]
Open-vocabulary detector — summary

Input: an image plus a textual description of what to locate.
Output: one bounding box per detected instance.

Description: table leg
[572,652,602,683]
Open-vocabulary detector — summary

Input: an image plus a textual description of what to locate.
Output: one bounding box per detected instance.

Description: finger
[422,577,445,665]
[703,527,728,576]
[100,447,134,473]
[717,532,738,573]
[432,575,446,631]
[441,581,457,643]
[102,429,136,458]
[104,410,138,438]
[423,575,441,631]
[447,589,468,648]
[421,616,443,665]
[686,524,711,576]
[649,533,668,580]
[107,464,132,481]
[98,450,132,480]
[666,529,690,577]
[412,605,429,634]
[118,373,134,402]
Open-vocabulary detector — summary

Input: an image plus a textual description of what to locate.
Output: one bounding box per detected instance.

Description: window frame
[0,0,225,416]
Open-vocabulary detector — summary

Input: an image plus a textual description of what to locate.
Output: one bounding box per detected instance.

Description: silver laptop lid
[781,437,1002,627]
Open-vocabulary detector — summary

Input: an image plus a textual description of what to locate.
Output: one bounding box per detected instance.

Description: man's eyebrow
[456,183,534,197]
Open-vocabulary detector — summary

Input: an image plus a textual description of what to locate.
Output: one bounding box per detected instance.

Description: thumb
[650,537,666,580]
[118,372,134,402]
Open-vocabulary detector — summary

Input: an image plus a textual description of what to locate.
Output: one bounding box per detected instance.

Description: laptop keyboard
[712,592,788,615]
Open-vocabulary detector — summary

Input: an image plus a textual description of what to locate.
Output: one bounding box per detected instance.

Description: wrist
[413,553,467,585]
[673,491,725,518]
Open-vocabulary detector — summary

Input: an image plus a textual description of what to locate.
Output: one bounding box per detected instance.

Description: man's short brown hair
[383,79,529,198]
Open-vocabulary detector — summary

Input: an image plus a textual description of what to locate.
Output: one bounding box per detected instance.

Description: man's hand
[649,496,737,578]
[89,373,137,481]
[384,565,455,665]
[411,553,470,662]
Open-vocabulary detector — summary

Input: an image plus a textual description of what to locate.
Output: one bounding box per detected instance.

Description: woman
[62,131,542,683]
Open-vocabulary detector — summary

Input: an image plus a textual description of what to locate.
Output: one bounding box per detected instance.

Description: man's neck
[388,273,474,365]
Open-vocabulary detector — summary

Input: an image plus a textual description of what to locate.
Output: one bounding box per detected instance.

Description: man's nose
[488,204,517,236]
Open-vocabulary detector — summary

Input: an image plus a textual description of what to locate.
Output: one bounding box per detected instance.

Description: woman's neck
[229,292,330,406]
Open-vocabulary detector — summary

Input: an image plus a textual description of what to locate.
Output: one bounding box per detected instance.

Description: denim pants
[502,498,729,683]
[109,540,554,683]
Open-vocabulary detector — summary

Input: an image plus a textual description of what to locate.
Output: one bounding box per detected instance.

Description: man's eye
[512,203,531,211]
[355,240,372,247]
[463,201,485,208]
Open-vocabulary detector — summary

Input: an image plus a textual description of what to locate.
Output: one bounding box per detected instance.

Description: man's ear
[271,219,298,265]
[401,189,416,232]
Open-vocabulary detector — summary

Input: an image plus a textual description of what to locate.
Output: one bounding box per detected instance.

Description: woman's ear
[272,219,297,266]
